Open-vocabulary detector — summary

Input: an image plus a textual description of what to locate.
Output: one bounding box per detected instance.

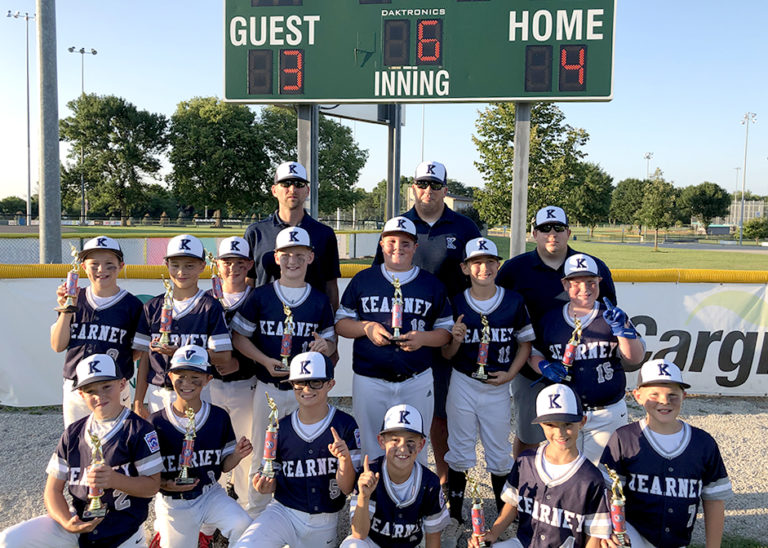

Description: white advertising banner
[1,278,766,406]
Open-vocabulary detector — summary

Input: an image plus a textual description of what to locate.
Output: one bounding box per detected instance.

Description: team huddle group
[0,161,733,548]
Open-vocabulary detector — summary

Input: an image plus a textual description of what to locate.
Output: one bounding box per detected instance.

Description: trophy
[262,392,279,478]
[605,465,628,547]
[560,317,582,382]
[152,276,174,348]
[83,432,108,520]
[467,474,489,547]
[277,303,294,372]
[390,277,404,343]
[55,244,82,313]
[175,406,197,485]
[206,251,224,304]
[472,315,491,381]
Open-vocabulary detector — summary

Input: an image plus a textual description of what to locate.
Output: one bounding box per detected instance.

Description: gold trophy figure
[153,276,174,348]
[472,315,491,380]
[206,251,225,305]
[55,244,83,313]
[605,465,628,547]
[262,392,279,478]
[277,304,294,372]
[175,406,197,485]
[560,317,582,382]
[467,474,490,547]
[390,277,404,342]
[83,432,108,520]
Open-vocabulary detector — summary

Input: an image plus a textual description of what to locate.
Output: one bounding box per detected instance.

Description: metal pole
[739,113,756,245]
[643,152,653,179]
[68,46,96,224]
[297,104,319,218]
[37,0,61,263]
[509,102,531,258]
[385,104,402,220]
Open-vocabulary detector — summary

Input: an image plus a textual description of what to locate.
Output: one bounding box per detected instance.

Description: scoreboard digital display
[224,0,615,103]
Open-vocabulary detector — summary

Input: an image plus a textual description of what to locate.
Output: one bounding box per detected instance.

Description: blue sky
[1,1,766,203]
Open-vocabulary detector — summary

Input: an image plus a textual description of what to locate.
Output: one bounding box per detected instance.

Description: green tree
[0,196,26,217]
[259,107,369,215]
[353,177,409,222]
[59,94,168,225]
[168,97,270,223]
[131,184,179,219]
[743,217,768,244]
[568,162,613,232]
[610,178,648,229]
[678,182,731,228]
[448,179,476,199]
[637,177,677,250]
[473,102,588,226]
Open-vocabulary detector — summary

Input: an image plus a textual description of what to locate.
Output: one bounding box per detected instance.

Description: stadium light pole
[738,112,757,245]
[643,152,653,179]
[68,46,97,225]
[7,10,35,226]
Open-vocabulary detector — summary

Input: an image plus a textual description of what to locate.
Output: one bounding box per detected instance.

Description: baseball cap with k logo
[379,403,425,437]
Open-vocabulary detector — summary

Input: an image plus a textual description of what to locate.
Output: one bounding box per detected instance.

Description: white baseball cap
[381,216,418,241]
[275,227,313,251]
[289,351,334,381]
[563,253,600,279]
[78,236,124,262]
[464,237,502,262]
[532,384,584,424]
[637,359,690,389]
[379,404,425,437]
[534,206,569,228]
[73,354,122,390]
[165,234,206,261]
[169,345,211,374]
[274,161,309,184]
[217,236,251,259]
[414,160,447,184]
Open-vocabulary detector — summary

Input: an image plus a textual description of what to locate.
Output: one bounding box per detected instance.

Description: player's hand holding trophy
[83,432,108,520]
[175,407,197,485]
[262,392,279,478]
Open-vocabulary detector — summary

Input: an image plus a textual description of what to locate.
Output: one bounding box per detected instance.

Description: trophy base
[274,362,290,373]
[150,339,175,350]
[54,304,78,313]
[471,371,488,381]
[82,507,107,520]
[388,336,404,344]
[175,477,196,485]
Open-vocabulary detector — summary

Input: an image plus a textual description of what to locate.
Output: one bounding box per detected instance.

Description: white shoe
[441,517,463,548]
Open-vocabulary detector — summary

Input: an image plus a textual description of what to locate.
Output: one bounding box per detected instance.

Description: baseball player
[231,226,337,517]
[204,236,258,504]
[51,235,143,426]
[132,234,234,416]
[234,351,361,548]
[0,354,163,548]
[340,404,450,548]
[600,359,733,548]
[529,253,645,465]
[336,216,453,464]
[471,384,612,547]
[148,345,253,547]
[440,238,534,540]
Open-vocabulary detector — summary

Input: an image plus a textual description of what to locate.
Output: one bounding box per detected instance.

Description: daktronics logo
[380,9,446,17]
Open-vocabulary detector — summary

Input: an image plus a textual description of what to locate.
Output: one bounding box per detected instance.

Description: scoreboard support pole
[509,102,531,258]
[297,104,320,218]
[385,104,403,220]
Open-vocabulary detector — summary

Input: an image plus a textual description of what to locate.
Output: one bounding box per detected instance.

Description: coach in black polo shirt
[374,160,481,487]
[496,205,616,457]
[243,161,341,309]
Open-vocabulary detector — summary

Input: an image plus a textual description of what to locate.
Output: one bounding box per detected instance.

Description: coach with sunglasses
[243,161,340,308]
[496,205,616,456]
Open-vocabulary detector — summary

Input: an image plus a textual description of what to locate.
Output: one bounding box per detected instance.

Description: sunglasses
[537,224,567,233]
[277,180,308,188]
[414,181,445,190]
[291,380,327,390]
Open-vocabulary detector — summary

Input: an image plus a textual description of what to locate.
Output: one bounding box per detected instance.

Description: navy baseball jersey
[336,265,452,381]
[502,446,612,547]
[46,408,163,547]
[353,456,450,548]
[206,286,258,382]
[449,287,535,379]
[231,281,335,388]
[149,401,237,499]
[61,287,143,382]
[373,206,480,298]
[600,420,733,547]
[272,405,361,514]
[243,211,341,294]
[132,290,232,386]
[533,303,640,408]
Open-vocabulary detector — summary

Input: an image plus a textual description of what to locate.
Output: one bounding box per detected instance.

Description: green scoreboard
[224,0,615,103]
